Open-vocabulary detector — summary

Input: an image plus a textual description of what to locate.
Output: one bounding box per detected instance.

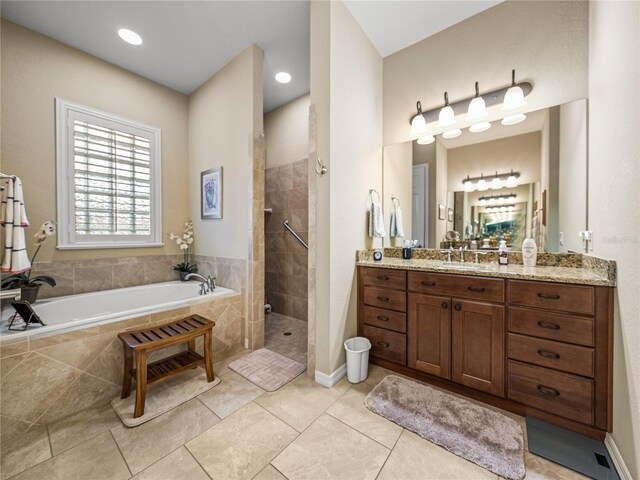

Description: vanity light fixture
[411,101,427,136]
[467,82,491,133]
[275,72,292,84]
[462,172,520,192]
[118,28,143,46]
[478,192,517,203]
[417,134,435,145]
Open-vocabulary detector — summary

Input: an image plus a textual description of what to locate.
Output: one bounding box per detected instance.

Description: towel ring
[391,195,400,207]
[369,188,381,203]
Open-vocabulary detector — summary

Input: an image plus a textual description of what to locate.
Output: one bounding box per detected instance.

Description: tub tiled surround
[265,158,309,321]
[0,293,244,431]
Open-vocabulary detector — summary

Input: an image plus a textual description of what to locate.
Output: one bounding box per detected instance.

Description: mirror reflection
[383,99,587,252]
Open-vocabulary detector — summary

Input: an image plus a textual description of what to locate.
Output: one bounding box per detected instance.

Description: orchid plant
[1,220,57,289]
[169,221,196,273]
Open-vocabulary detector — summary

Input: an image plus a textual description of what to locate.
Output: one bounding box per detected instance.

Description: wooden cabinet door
[452,299,505,397]
[408,293,451,379]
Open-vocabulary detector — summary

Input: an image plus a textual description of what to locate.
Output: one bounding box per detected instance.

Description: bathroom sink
[436,263,492,271]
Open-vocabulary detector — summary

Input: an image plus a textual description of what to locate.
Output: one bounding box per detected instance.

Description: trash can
[344,337,372,383]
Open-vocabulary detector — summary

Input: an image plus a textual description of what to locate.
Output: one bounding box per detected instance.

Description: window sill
[56,242,165,250]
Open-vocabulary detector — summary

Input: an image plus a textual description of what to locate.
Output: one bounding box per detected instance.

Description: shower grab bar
[283,220,309,250]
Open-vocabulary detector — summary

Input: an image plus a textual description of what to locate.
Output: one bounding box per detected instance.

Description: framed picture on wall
[438,204,446,220]
[201,167,223,219]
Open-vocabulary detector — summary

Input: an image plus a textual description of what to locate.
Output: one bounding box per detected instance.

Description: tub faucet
[185,273,216,293]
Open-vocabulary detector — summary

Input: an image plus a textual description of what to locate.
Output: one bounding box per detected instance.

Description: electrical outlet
[579,231,594,252]
[559,232,564,246]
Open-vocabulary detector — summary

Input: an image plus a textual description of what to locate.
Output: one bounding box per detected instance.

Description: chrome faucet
[185,273,216,294]
[439,246,454,263]
[459,245,468,263]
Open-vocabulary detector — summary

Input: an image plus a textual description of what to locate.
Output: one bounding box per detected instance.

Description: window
[56,99,162,249]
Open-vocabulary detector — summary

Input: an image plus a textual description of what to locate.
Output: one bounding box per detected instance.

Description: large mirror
[382,99,587,252]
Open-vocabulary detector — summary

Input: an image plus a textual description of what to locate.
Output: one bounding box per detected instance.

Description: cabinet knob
[538,293,560,300]
[376,315,389,322]
[421,281,436,286]
[441,302,448,309]
[537,385,560,397]
[377,296,389,302]
[377,276,389,281]
[537,349,560,360]
[468,286,485,292]
[377,341,390,348]
[537,321,560,330]
[454,304,462,311]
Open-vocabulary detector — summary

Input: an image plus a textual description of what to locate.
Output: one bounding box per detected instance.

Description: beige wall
[265,94,310,169]
[589,2,640,477]
[558,99,587,253]
[383,1,588,146]
[0,20,189,262]
[446,132,542,193]
[311,0,383,375]
[188,45,263,260]
[382,142,412,248]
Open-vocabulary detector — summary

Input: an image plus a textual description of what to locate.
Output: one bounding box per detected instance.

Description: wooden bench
[117,314,215,418]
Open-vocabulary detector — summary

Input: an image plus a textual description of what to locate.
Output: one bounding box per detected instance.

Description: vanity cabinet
[357,265,614,439]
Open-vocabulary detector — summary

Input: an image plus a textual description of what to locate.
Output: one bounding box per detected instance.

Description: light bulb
[506,173,518,188]
[467,96,488,121]
[118,28,143,45]
[488,197,496,205]
[275,72,292,84]
[479,199,487,206]
[477,176,488,191]
[502,69,527,111]
[411,115,427,135]
[469,122,491,133]
[417,134,435,145]
[438,92,456,128]
[464,176,474,192]
[491,175,502,190]
[501,113,526,125]
[442,128,461,139]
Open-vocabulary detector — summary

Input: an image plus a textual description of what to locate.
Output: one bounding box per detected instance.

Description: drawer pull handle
[537,385,560,397]
[376,315,389,322]
[377,296,389,302]
[537,321,560,330]
[454,304,462,311]
[537,349,560,360]
[468,286,486,292]
[421,281,436,286]
[377,276,389,281]
[538,293,561,300]
[441,302,448,309]
[377,341,390,348]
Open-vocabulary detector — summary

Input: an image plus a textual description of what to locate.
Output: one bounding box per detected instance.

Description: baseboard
[605,433,633,480]
[315,363,346,388]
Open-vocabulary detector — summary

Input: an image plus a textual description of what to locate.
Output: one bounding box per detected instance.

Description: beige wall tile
[29,326,99,350]
[0,340,29,359]
[113,262,146,289]
[73,266,113,294]
[1,352,29,379]
[37,333,114,369]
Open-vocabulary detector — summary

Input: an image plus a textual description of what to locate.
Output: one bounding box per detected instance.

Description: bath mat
[111,367,220,427]
[365,375,525,480]
[228,348,305,391]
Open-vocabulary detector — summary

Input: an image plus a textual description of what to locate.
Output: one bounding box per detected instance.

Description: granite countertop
[356,257,615,287]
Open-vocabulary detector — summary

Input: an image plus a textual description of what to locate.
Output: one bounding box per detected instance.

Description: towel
[390,205,405,238]
[368,194,386,238]
[1,176,31,273]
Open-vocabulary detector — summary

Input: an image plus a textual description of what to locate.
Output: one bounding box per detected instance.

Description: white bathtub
[0,281,236,343]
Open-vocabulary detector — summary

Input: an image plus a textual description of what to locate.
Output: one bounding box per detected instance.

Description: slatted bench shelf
[118,314,216,418]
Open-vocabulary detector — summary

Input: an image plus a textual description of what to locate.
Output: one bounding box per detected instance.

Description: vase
[20,285,40,304]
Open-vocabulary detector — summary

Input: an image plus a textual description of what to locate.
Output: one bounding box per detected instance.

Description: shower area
[263,94,310,366]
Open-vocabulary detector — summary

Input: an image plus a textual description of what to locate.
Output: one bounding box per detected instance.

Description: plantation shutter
[72,120,152,236]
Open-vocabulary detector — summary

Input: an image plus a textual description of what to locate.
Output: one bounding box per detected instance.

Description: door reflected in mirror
[382,99,588,252]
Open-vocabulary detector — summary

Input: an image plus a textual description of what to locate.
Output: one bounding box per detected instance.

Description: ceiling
[2,1,502,112]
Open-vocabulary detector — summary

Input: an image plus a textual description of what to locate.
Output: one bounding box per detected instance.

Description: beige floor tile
[111,398,219,474]
[132,446,210,480]
[0,419,51,479]
[363,364,403,387]
[186,402,298,479]
[213,347,253,376]
[254,464,288,480]
[377,430,496,480]
[198,370,265,418]
[326,382,402,449]
[10,431,130,480]
[255,374,350,432]
[521,452,589,480]
[272,413,389,480]
[48,403,121,455]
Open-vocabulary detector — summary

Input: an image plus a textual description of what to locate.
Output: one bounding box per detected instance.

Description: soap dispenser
[498,240,508,265]
[522,237,538,267]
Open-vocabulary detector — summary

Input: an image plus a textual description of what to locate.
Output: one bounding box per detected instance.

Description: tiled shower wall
[265,159,309,321]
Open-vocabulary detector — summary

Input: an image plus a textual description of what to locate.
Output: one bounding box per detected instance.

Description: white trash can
[344,337,371,383]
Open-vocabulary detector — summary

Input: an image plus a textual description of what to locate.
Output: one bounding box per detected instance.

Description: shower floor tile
[264,313,308,366]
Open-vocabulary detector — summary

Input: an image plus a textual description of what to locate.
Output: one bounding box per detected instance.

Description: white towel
[1,176,31,273]
[390,205,405,238]
[368,196,386,238]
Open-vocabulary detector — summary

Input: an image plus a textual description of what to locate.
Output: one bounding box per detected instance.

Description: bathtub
[0,281,236,343]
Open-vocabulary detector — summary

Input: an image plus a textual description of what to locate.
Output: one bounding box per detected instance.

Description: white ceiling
[2,1,503,112]
[344,0,503,58]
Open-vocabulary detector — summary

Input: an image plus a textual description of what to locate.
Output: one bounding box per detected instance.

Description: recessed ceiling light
[118,28,143,46]
[275,72,292,84]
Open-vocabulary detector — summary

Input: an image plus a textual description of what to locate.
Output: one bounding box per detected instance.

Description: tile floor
[264,313,308,365]
[1,357,588,480]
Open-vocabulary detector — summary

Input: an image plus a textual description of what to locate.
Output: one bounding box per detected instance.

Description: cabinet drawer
[364,287,406,312]
[362,267,407,290]
[408,272,504,303]
[509,307,595,347]
[508,333,595,378]
[363,325,407,365]
[508,361,594,425]
[508,280,594,315]
[362,305,406,333]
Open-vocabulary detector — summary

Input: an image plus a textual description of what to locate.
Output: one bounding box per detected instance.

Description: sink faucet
[459,245,468,263]
[184,273,216,294]
[439,246,454,263]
